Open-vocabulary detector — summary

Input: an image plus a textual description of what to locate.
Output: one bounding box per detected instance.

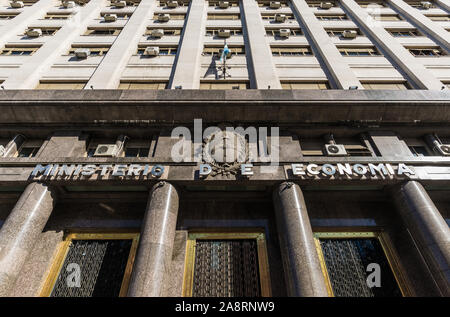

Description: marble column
[391,181,450,296]
[273,182,328,297]
[0,182,56,296]
[128,181,179,297]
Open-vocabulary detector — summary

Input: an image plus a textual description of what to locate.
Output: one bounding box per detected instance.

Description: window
[306,1,337,7]
[281,82,329,89]
[182,231,271,297]
[314,231,409,297]
[44,13,73,20]
[299,138,324,156]
[17,140,42,158]
[112,0,141,6]
[159,0,190,6]
[0,46,41,56]
[207,13,241,20]
[257,0,288,7]
[300,137,373,156]
[362,82,409,90]
[118,82,167,89]
[408,47,445,56]
[388,29,420,37]
[266,28,302,37]
[153,13,186,20]
[426,15,450,21]
[205,28,243,36]
[406,138,432,156]
[123,141,151,157]
[68,47,110,56]
[0,13,19,20]
[137,46,178,55]
[84,28,122,36]
[407,1,436,8]
[271,46,313,56]
[146,28,182,36]
[100,12,132,19]
[372,14,402,21]
[326,29,360,37]
[203,46,245,56]
[208,0,239,7]
[40,233,139,297]
[338,46,381,56]
[200,82,249,90]
[32,28,60,36]
[315,14,348,21]
[14,0,38,6]
[261,13,295,20]
[36,82,87,89]
[356,1,386,7]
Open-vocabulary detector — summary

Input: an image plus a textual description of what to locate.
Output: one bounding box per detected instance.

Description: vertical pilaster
[241,0,281,89]
[169,0,207,89]
[388,0,450,51]
[341,0,445,90]
[435,0,450,12]
[290,0,362,89]
[391,181,450,296]
[127,181,179,297]
[85,0,157,89]
[0,182,56,296]
[273,182,328,297]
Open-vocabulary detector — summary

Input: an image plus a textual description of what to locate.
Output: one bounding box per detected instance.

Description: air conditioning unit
[144,46,159,56]
[74,48,90,59]
[114,1,126,8]
[279,28,290,37]
[343,30,357,38]
[435,144,450,156]
[0,145,5,157]
[421,1,432,9]
[320,2,333,9]
[219,1,229,8]
[218,29,231,38]
[270,1,281,9]
[274,13,286,22]
[324,144,347,156]
[167,0,178,8]
[62,1,76,8]
[93,144,118,157]
[104,14,117,22]
[26,28,43,37]
[158,13,170,22]
[10,1,24,8]
[151,29,164,38]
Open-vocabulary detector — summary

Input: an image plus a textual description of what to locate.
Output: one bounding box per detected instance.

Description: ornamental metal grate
[192,239,261,297]
[319,238,402,297]
[51,239,132,297]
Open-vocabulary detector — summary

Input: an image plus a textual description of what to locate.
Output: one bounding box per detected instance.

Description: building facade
[0,0,449,297]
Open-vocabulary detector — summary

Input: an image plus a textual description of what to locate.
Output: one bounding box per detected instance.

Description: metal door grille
[51,239,132,297]
[320,238,402,297]
[192,239,261,297]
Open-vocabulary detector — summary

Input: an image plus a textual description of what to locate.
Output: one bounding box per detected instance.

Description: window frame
[39,232,140,297]
[313,229,412,297]
[182,230,272,297]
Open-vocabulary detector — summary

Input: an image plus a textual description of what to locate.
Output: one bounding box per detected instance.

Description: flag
[220,44,230,63]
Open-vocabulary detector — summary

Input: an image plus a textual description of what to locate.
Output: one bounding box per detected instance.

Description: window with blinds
[100,12,132,19]
[208,0,239,6]
[407,47,445,57]
[326,29,360,37]
[266,28,302,37]
[387,29,420,37]
[261,13,295,20]
[145,28,182,36]
[257,0,289,7]
[84,28,122,36]
[207,13,241,20]
[362,82,409,90]
[271,46,313,56]
[356,0,386,7]
[372,14,402,21]
[118,82,168,89]
[307,0,337,7]
[426,15,450,21]
[206,28,243,36]
[315,14,348,20]
[44,13,73,20]
[200,82,249,90]
[0,46,41,56]
[338,46,381,56]
[203,46,245,56]
[159,0,190,6]
[137,46,178,55]
[281,82,329,90]
[68,47,110,56]
[36,82,87,89]
[153,13,186,20]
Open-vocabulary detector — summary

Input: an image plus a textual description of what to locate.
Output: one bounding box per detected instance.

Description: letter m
[31,164,54,177]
